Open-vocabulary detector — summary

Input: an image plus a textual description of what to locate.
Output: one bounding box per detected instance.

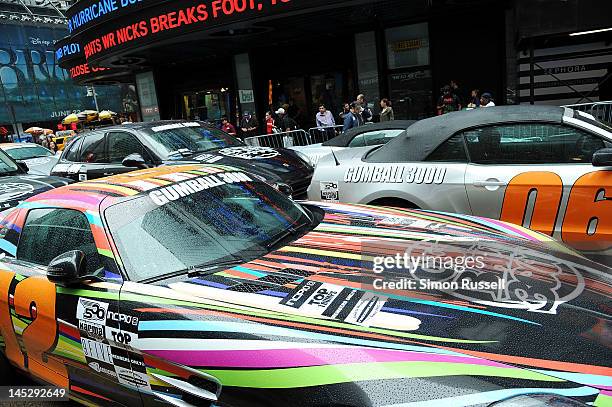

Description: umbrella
[77,110,99,122]
[25,127,44,134]
[62,113,79,124]
[98,110,117,120]
[43,129,54,135]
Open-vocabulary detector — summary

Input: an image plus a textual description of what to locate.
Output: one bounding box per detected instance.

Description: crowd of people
[216,84,497,141]
[436,80,496,115]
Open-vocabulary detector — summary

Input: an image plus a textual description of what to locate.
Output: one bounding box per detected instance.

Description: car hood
[0,174,71,208]
[22,156,60,176]
[172,146,313,185]
[127,203,611,405]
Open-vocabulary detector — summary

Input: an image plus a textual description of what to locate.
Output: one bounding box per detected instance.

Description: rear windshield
[5,146,53,160]
[145,126,243,160]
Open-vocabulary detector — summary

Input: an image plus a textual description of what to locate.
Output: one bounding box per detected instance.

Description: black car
[50,121,314,198]
[0,144,71,210]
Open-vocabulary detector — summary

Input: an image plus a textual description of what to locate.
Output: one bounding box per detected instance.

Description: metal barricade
[562,101,612,124]
[307,125,344,144]
[244,129,312,148]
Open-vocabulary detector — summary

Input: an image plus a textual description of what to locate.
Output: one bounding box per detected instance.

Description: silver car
[0,142,59,176]
[308,106,612,254]
[291,121,415,166]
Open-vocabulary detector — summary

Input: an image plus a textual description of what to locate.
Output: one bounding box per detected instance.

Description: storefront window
[386,23,430,69]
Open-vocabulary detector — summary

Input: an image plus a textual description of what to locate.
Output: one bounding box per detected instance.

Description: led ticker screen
[64,0,345,65]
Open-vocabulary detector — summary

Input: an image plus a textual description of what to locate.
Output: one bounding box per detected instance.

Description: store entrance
[181,89,232,125]
[268,71,353,130]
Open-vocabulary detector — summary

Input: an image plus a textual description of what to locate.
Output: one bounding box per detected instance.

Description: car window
[463,123,606,164]
[63,136,83,162]
[426,134,468,162]
[16,208,103,274]
[0,149,19,175]
[80,132,107,163]
[107,132,148,164]
[5,146,53,160]
[349,129,405,148]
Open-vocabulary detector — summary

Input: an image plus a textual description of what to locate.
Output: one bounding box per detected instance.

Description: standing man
[343,102,361,133]
[240,111,259,139]
[436,85,461,115]
[356,94,373,123]
[275,108,298,132]
[315,105,336,142]
[221,115,237,137]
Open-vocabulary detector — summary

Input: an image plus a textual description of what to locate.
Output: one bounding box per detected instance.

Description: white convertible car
[308,106,612,254]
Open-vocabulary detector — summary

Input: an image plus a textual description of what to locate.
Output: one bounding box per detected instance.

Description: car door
[52,131,110,182]
[104,131,153,177]
[0,207,141,406]
[464,122,611,250]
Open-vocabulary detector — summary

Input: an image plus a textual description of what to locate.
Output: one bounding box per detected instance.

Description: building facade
[0,0,128,135]
[55,0,612,130]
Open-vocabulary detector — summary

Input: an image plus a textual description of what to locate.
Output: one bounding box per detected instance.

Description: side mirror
[122,153,148,169]
[275,183,293,199]
[592,148,612,167]
[47,250,87,287]
[16,160,29,173]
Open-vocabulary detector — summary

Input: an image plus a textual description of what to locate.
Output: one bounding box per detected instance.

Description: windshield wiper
[266,220,311,250]
[186,259,244,278]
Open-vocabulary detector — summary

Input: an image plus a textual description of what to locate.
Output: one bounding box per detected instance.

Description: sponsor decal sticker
[77,298,109,324]
[193,153,224,164]
[81,338,113,364]
[280,280,387,327]
[148,172,253,206]
[320,181,339,202]
[78,320,105,341]
[344,165,447,184]
[219,146,280,160]
[114,366,151,389]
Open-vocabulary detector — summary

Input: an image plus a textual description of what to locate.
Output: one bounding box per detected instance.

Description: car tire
[368,197,419,209]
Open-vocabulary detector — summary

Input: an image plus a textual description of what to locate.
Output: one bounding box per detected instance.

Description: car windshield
[105,171,311,281]
[0,149,20,174]
[5,146,53,160]
[146,126,243,160]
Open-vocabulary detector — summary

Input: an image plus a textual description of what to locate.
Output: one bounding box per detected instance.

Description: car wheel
[368,197,419,209]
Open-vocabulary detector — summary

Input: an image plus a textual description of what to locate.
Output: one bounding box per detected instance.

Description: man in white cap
[275,107,298,132]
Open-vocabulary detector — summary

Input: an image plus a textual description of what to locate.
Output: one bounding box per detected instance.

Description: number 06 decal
[501,170,612,251]
[0,272,68,387]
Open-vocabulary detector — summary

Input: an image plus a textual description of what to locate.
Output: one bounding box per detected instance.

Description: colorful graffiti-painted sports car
[0,164,609,406]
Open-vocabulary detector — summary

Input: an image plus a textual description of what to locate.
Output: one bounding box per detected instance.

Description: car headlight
[488,394,589,407]
[295,150,314,168]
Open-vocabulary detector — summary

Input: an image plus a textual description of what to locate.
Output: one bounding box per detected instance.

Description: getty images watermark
[369,239,508,292]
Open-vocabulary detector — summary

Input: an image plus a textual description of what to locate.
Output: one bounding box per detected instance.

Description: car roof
[367,105,566,162]
[77,120,207,136]
[323,120,417,147]
[22,164,238,213]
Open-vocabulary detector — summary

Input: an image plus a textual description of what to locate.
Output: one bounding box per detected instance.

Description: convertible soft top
[322,120,417,147]
[366,105,566,162]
